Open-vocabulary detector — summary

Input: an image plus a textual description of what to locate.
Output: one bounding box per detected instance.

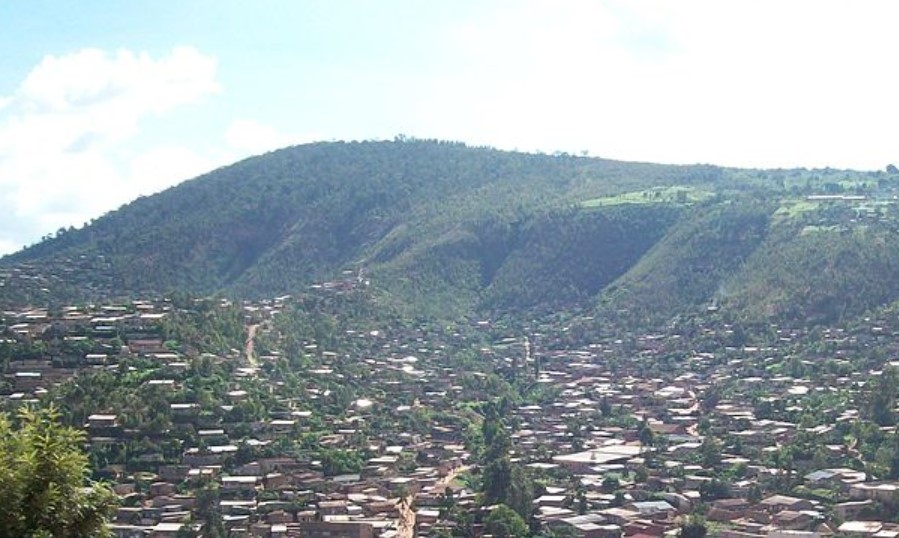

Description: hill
[2,139,899,329]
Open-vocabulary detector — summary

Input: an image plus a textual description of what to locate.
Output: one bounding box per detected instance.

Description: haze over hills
[3,139,899,329]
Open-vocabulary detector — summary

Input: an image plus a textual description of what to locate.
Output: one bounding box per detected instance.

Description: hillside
[2,139,899,329]
[598,201,772,326]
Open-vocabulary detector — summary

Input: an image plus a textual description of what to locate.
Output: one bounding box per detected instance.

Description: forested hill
[3,139,899,328]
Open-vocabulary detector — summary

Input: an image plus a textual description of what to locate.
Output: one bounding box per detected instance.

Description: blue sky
[2,1,899,253]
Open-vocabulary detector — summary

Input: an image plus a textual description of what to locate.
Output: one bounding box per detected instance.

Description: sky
[1,0,899,254]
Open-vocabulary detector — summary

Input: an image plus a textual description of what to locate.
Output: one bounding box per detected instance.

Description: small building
[299,521,374,538]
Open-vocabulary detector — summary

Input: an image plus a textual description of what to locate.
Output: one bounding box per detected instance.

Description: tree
[319,448,363,476]
[638,420,655,447]
[484,504,529,538]
[195,481,226,538]
[0,405,117,538]
[862,365,899,426]
[679,516,707,538]
[634,466,649,484]
[701,436,723,468]
[480,404,534,521]
[483,457,512,505]
[747,484,762,504]
[601,476,620,493]
[599,396,612,417]
[575,486,588,515]
[700,385,722,413]
[505,465,535,522]
[699,479,730,501]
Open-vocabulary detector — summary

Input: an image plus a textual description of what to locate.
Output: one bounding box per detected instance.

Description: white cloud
[128,146,221,195]
[0,47,222,253]
[225,119,295,155]
[418,0,899,170]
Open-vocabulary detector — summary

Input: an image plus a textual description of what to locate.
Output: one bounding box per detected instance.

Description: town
[3,267,899,538]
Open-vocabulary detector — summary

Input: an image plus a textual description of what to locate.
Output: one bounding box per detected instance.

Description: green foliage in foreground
[0,406,117,538]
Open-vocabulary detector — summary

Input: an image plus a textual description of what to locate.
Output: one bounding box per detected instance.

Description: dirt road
[395,465,471,538]
[245,324,259,367]
[396,494,415,538]
[434,465,470,493]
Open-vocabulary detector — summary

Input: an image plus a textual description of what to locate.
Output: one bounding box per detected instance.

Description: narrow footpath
[245,324,259,368]
[396,466,471,538]
[396,495,415,538]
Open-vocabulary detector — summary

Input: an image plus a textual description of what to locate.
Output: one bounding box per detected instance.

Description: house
[850,483,899,503]
[547,514,622,538]
[158,465,190,483]
[772,510,817,531]
[221,475,260,492]
[804,468,866,489]
[768,531,821,538]
[599,508,641,526]
[110,524,154,538]
[151,522,196,537]
[264,473,291,490]
[266,510,294,524]
[149,482,176,497]
[319,500,349,516]
[837,521,884,536]
[299,521,374,538]
[625,501,677,519]
[534,495,570,509]
[707,498,750,522]
[87,414,118,428]
[553,445,646,473]
[758,495,814,514]
[834,500,874,520]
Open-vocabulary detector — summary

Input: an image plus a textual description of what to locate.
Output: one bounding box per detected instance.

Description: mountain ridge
[3,139,897,329]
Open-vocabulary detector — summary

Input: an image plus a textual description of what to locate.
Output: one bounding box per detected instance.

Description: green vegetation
[479,403,534,521]
[598,201,772,325]
[484,504,530,538]
[0,406,117,538]
[772,199,820,223]
[724,220,899,324]
[479,204,681,313]
[4,139,899,333]
[7,253,899,534]
[580,185,714,207]
[7,142,899,537]
[679,516,708,538]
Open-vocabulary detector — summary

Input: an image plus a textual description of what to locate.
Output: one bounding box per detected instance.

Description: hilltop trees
[0,406,117,538]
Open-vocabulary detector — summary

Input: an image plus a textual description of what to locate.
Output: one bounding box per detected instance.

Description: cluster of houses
[4,285,899,538]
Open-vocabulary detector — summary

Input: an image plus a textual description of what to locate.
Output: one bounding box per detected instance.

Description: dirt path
[396,494,415,538]
[434,465,470,493]
[395,465,471,538]
[245,324,259,368]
